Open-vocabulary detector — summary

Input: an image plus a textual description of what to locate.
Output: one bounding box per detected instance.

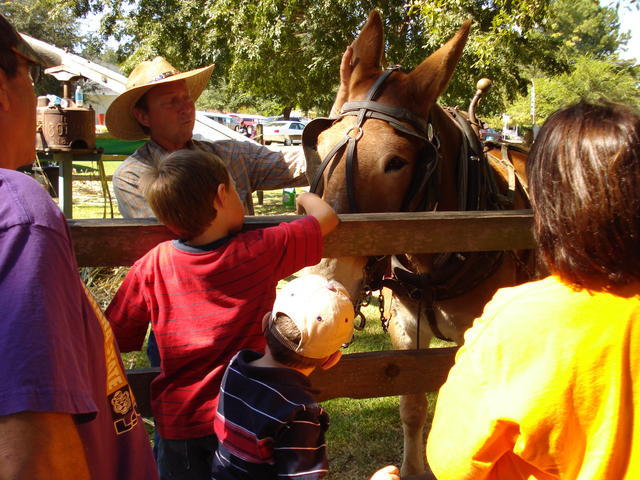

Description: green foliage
[1,0,85,95]
[75,0,581,116]
[196,79,286,116]
[71,0,639,118]
[505,56,640,127]
[1,0,82,50]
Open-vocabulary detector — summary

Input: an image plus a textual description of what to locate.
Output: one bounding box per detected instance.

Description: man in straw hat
[106,56,315,219]
[0,14,158,479]
[106,51,354,369]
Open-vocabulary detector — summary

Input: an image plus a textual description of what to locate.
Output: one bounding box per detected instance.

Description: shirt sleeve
[0,222,97,416]
[426,287,561,480]
[222,141,308,191]
[262,216,323,280]
[105,266,151,352]
[112,155,156,219]
[274,405,330,480]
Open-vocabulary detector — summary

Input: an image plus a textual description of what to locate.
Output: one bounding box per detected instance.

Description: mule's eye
[384,156,407,172]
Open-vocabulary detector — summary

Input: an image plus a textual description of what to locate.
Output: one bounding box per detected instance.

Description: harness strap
[345,136,359,212]
[309,134,349,194]
[341,101,428,139]
[501,144,516,202]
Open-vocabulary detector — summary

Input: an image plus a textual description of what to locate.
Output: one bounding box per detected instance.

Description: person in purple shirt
[0,14,158,479]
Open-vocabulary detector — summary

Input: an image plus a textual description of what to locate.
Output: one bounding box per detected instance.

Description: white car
[262,121,306,145]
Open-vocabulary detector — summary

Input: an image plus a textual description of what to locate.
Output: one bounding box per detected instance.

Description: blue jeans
[147,330,161,367]
[156,434,218,480]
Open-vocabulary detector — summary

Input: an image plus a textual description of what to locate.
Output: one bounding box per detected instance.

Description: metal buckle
[346,126,363,141]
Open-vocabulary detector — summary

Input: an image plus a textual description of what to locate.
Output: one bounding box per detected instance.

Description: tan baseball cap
[270,275,355,359]
[105,56,214,140]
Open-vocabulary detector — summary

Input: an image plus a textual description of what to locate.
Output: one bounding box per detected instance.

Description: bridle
[308,67,441,214]
[302,67,514,344]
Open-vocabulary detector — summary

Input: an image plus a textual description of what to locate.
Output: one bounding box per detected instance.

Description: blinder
[302,117,336,195]
[302,67,440,213]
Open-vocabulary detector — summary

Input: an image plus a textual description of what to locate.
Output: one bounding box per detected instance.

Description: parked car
[480,128,503,142]
[262,121,306,145]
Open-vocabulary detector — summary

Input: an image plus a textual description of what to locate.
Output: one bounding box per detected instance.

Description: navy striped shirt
[212,350,329,480]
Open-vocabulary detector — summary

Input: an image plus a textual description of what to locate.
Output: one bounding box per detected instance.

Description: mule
[303,11,531,476]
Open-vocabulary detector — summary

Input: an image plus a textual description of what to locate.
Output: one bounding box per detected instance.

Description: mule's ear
[408,20,472,109]
[350,10,385,83]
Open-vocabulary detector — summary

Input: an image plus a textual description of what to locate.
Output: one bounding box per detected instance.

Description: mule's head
[306,10,471,298]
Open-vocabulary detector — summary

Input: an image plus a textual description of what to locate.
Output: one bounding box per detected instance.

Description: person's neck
[187,222,234,247]
[151,136,190,152]
[251,349,316,377]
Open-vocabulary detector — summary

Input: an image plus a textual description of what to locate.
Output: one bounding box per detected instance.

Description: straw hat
[105,56,214,140]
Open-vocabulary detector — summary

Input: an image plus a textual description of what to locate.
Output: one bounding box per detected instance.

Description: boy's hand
[296,192,339,236]
[369,465,400,480]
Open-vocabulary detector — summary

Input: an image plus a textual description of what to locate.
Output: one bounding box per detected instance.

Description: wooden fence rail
[70,210,534,266]
[70,210,534,415]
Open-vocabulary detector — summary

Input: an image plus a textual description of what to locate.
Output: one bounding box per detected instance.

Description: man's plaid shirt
[112,138,308,218]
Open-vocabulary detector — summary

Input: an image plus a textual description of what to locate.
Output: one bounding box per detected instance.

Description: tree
[505,56,640,127]
[1,0,85,95]
[76,0,575,116]
[74,0,638,116]
[1,0,82,50]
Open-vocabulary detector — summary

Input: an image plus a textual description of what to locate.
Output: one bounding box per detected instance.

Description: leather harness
[304,67,521,343]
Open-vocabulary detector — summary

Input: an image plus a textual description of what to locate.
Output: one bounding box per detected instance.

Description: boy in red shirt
[107,149,338,480]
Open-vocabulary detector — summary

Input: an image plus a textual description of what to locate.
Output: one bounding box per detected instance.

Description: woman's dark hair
[527,100,640,290]
[142,149,230,240]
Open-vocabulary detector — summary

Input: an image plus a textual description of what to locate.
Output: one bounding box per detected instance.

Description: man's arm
[0,412,90,479]
[296,192,339,236]
[112,156,157,219]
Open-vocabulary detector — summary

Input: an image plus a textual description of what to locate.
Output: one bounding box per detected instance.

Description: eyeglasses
[18,58,42,84]
[12,50,43,84]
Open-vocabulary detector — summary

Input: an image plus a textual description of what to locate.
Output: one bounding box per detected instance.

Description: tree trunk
[282,106,292,119]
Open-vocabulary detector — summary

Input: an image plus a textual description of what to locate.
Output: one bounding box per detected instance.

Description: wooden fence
[70,210,535,417]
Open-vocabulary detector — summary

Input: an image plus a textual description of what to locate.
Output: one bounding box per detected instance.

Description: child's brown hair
[143,149,230,240]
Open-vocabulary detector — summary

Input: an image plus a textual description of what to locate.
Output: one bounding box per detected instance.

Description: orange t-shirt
[427,276,640,479]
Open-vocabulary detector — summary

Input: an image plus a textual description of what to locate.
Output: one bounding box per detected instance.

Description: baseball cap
[0,14,48,67]
[270,275,355,359]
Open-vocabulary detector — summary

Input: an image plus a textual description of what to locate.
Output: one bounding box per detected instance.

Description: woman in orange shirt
[427,100,640,480]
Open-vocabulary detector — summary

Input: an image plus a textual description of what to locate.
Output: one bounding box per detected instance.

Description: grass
[324,303,406,479]
[77,179,437,479]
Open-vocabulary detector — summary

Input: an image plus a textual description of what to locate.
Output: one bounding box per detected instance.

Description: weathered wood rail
[70,210,535,417]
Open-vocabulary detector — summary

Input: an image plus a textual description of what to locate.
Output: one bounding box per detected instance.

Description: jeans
[156,433,218,480]
[147,330,161,367]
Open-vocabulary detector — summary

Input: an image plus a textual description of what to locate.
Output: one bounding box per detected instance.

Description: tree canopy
[75,0,586,116]
[6,0,639,119]
[496,0,640,128]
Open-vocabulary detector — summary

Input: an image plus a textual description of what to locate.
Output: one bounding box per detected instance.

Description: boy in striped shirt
[212,274,400,480]
[107,149,338,480]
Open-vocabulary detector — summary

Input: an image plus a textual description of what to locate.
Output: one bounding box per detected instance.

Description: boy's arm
[105,270,151,352]
[296,192,339,236]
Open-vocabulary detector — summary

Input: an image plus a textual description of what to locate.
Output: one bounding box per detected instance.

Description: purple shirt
[0,168,158,479]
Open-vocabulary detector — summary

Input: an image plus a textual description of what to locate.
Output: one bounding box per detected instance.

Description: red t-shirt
[106,216,322,439]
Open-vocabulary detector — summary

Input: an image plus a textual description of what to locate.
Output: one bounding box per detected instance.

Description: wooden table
[38,148,103,218]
